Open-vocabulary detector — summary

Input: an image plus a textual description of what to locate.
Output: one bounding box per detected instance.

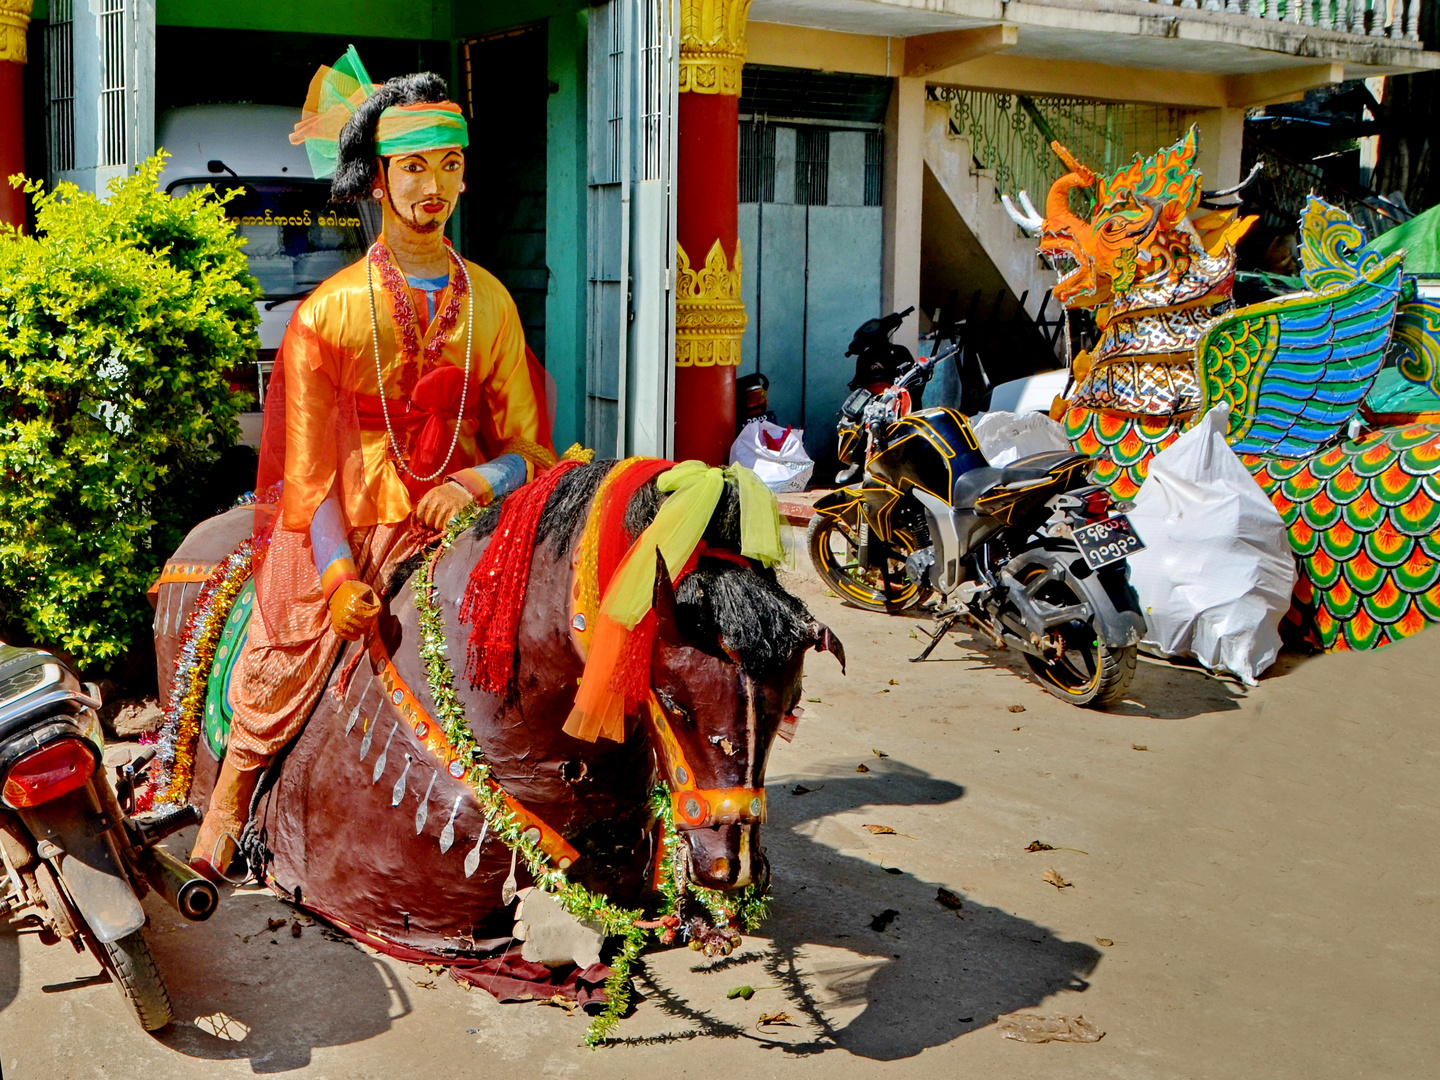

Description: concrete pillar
[882,75,924,356]
[673,0,751,465]
[0,0,32,227]
[1194,105,1245,191]
[56,0,155,195]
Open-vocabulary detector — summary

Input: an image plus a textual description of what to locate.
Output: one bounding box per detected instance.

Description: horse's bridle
[644,692,767,830]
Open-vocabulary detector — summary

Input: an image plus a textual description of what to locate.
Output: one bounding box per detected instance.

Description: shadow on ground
[621,759,1100,1059]
[143,835,412,1073]
[924,622,1246,720]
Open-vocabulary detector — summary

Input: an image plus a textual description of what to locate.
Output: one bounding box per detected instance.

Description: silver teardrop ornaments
[359,715,376,760]
[439,795,462,853]
[501,845,519,905]
[372,722,398,783]
[391,754,413,807]
[464,820,489,878]
[415,771,437,834]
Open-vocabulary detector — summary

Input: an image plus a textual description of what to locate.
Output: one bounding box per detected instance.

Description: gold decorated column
[0,0,32,227]
[674,0,750,465]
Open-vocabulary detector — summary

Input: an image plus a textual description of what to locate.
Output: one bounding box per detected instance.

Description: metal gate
[586,0,678,457]
[738,119,884,461]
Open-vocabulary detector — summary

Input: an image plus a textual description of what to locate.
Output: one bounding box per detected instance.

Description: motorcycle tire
[807,515,932,614]
[1015,564,1136,709]
[99,929,174,1031]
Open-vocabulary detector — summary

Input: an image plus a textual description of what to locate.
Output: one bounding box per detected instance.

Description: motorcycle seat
[951,451,1090,510]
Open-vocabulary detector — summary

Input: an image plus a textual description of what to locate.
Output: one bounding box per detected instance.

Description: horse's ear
[653,549,685,646]
[809,620,846,674]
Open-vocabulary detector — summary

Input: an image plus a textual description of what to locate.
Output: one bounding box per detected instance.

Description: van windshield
[168,179,370,300]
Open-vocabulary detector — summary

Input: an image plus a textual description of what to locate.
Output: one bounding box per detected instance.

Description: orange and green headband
[289,46,469,178]
[375,102,468,157]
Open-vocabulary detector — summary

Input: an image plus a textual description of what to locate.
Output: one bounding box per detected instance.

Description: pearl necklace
[365,242,475,483]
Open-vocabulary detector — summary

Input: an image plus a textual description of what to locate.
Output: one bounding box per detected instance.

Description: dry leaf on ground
[863,823,918,839]
[1026,840,1054,852]
[265,918,286,932]
[1043,867,1074,889]
[936,887,963,910]
[758,1012,796,1027]
[869,909,899,932]
[1095,937,1114,947]
[1008,705,1026,713]
[856,763,870,773]
[871,748,889,758]
[1132,744,1149,751]
[996,1012,1104,1043]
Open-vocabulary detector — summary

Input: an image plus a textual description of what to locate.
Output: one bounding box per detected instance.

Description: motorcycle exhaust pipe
[137,846,219,922]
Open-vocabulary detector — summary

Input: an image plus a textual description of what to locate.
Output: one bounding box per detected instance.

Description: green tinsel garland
[412,504,769,1045]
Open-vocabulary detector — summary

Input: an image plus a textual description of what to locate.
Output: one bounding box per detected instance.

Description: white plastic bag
[969,409,1074,467]
[729,420,814,493]
[1124,403,1296,685]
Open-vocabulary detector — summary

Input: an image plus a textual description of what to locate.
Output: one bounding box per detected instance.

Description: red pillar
[0,2,32,229]
[673,1,750,465]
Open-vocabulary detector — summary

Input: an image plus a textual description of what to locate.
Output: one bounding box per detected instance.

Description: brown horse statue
[150,460,843,975]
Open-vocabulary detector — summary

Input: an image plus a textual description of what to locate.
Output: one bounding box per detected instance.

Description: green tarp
[1366,203,1440,275]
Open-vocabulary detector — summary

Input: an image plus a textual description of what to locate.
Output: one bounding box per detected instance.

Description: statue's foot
[188,756,262,883]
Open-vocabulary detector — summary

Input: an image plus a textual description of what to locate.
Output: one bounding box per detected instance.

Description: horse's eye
[655,688,691,725]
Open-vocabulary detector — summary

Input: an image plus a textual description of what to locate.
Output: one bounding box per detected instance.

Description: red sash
[354,364,483,499]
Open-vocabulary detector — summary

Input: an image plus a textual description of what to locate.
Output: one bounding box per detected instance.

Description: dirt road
[2,565,1435,1078]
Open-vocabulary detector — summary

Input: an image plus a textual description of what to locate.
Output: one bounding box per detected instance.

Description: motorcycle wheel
[1016,565,1136,709]
[96,929,174,1031]
[807,515,932,613]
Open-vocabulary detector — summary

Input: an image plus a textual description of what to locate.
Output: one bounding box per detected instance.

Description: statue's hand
[414,482,474,532]
[329,580,381,640]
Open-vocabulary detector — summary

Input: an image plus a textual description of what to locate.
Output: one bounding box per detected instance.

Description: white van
[157,105,377,443]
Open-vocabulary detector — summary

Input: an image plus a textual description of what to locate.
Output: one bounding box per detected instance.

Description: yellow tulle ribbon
[562,462,783,742]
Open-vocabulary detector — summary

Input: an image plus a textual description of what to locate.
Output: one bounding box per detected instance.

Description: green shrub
[0,154,259,672]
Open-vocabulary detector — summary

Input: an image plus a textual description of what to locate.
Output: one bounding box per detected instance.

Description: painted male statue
[190,49,556,879]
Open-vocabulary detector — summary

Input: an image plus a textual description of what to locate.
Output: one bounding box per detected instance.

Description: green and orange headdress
[289,46,469,179]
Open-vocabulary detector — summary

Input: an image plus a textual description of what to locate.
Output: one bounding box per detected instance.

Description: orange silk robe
[278,236,548,533]
[229,238,549,771]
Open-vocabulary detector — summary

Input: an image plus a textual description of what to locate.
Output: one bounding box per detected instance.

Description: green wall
[155,0,453,39]
[155,0,590,449]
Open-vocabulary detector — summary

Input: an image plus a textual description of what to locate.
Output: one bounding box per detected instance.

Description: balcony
[750,0,1440,86]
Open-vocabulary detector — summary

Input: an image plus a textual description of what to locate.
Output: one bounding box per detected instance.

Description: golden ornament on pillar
[674,239,747,368]
[678,0,751,96]
[0,0,33,65]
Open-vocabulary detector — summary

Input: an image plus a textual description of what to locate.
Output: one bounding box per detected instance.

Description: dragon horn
[1002,192,1044,235]
[1019,190,1042,223]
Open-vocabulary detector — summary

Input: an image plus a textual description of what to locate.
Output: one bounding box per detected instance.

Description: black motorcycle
[0,643,219,1030]
[808,348,1147,709]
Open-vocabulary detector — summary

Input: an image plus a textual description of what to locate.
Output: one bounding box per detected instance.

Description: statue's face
[381,147,465,235]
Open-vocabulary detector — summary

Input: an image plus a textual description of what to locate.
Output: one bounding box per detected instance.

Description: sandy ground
[1,561,1437,1079]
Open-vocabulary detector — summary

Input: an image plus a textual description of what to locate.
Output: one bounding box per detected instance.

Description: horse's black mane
[386,460,813,677]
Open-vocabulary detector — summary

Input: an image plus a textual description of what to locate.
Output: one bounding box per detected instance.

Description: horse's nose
[684,824,765,890]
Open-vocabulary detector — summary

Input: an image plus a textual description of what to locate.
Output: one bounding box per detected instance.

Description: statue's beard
[388,193,447,234]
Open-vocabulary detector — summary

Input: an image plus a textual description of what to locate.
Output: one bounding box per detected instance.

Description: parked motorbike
[808,348,1147,709]
[0,642,219,1030]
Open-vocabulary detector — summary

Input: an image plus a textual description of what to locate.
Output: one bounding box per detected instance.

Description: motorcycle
[0,642,219,1030]
[807,347,1147,709]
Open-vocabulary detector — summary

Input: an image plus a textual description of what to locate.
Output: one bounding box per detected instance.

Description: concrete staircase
[921,98,1063,363]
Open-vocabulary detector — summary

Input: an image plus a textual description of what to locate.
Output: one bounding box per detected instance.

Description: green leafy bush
[0,155,259,672]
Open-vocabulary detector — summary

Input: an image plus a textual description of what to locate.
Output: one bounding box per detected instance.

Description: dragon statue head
[1037,128,1253,315]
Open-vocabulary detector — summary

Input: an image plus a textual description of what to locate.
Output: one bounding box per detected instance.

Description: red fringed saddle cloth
[458,458,584,696]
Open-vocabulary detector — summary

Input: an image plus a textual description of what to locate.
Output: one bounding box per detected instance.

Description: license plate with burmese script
[1073,515,1145,571]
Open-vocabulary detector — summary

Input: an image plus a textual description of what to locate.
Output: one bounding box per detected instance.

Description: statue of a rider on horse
[147,49,843,1040]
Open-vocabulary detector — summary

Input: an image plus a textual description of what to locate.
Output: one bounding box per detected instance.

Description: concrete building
[732,0,1440,459]
[0,0,1436,462]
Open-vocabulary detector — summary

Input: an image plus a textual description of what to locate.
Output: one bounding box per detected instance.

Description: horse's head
[646,550,844,892]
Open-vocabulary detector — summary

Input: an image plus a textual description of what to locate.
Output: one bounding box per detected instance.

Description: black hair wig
[330,71,451,202]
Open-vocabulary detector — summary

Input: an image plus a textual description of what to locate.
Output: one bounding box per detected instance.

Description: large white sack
[969,409,1074,467]
[1125,403,1296,685]
[729,420,814,493]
